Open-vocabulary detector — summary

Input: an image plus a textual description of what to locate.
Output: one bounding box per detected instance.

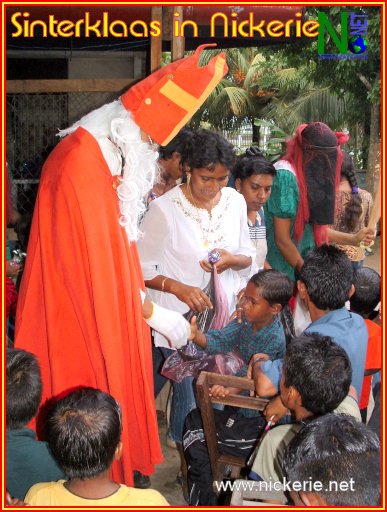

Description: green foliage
[189,7,379,171]
[190,48,269,130]
[257,5,380,168]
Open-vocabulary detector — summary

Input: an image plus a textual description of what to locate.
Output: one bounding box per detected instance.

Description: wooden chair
[196,371,269,484]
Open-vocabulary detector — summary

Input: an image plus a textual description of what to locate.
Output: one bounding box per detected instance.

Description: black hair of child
[249,269,293,307]
[6,348,42,429]
[283,333,352,415]
[46,387,122,480]
[158,127,194,160]
[283,413,380,506]
[299,244,353,310]
[350,267,381,319]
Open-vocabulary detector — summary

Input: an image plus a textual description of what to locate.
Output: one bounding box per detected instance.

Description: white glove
[139,289,146,304]
[144,302,190,349]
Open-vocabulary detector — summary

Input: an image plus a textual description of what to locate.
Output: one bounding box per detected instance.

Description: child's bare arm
[190,316,207,348]
[263,395,289,425]
[253,364,278,397]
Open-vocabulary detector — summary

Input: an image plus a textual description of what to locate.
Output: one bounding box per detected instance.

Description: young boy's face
[242,282,276,326]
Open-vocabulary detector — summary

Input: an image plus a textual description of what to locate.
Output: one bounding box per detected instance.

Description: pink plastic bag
[161,265,235,382]
[161,345,244,383]
[209,265,229,329]
[182,265,229,332]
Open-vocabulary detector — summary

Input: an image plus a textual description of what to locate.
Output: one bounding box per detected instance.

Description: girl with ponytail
[328,151,375,269]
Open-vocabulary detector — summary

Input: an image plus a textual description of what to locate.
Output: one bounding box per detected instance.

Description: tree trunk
[366,102,380,196]
[252,117,260,144]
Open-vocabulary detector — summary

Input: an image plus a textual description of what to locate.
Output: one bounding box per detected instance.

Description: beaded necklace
[187,185,216,249]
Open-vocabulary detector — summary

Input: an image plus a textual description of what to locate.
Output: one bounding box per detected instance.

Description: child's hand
[189,316,198,340]
[209,385,229,398]
[6,260,23,279]
[263,396,289,425]
[6,492,28,506]
[355,226,376,246]
[228,288,246,324]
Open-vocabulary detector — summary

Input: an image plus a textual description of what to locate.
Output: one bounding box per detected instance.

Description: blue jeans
[159,347,197,443]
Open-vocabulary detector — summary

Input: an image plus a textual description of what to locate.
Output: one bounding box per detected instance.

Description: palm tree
[256,64,349,134]
[190,48,272,135]
[190,48,349,149]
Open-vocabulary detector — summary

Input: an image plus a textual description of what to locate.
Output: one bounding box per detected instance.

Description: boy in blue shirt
[254,244,367,401]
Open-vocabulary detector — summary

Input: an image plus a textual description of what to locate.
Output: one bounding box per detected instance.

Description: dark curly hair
[341,151,363,231]
[180,129,235,172]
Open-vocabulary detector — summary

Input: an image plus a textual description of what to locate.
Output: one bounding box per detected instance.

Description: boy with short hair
[250,333,360,483]
[25,388,169,506]
[283,413,380,506]
[254,244,367,400]
[191,269,293,373]
[183,269,293,505]
[6,349,65,500]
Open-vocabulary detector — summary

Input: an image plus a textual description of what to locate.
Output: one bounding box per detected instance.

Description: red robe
[15,127,162,484]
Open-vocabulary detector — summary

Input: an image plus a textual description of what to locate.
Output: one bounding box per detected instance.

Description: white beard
[58,100,160,242]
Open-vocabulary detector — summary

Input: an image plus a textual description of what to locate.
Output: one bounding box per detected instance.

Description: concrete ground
[147,237,382,506]
[150,405,186,506]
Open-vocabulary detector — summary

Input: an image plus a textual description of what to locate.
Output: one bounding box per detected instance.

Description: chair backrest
[196,371,269,483]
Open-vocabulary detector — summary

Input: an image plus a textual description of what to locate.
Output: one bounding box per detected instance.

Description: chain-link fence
[6,90,117,215]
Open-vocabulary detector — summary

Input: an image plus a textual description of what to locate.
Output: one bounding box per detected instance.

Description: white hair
[58,100,159,242]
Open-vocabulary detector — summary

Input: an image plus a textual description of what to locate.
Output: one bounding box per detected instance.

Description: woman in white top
[137,130,254,485]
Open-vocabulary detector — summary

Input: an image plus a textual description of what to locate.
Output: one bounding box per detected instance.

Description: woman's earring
[186,173,191,187]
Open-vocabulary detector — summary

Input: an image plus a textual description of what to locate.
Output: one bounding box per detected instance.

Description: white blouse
[137,185,256,347]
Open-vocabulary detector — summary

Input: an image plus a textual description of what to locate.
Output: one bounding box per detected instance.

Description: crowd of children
[6,115,381,506]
